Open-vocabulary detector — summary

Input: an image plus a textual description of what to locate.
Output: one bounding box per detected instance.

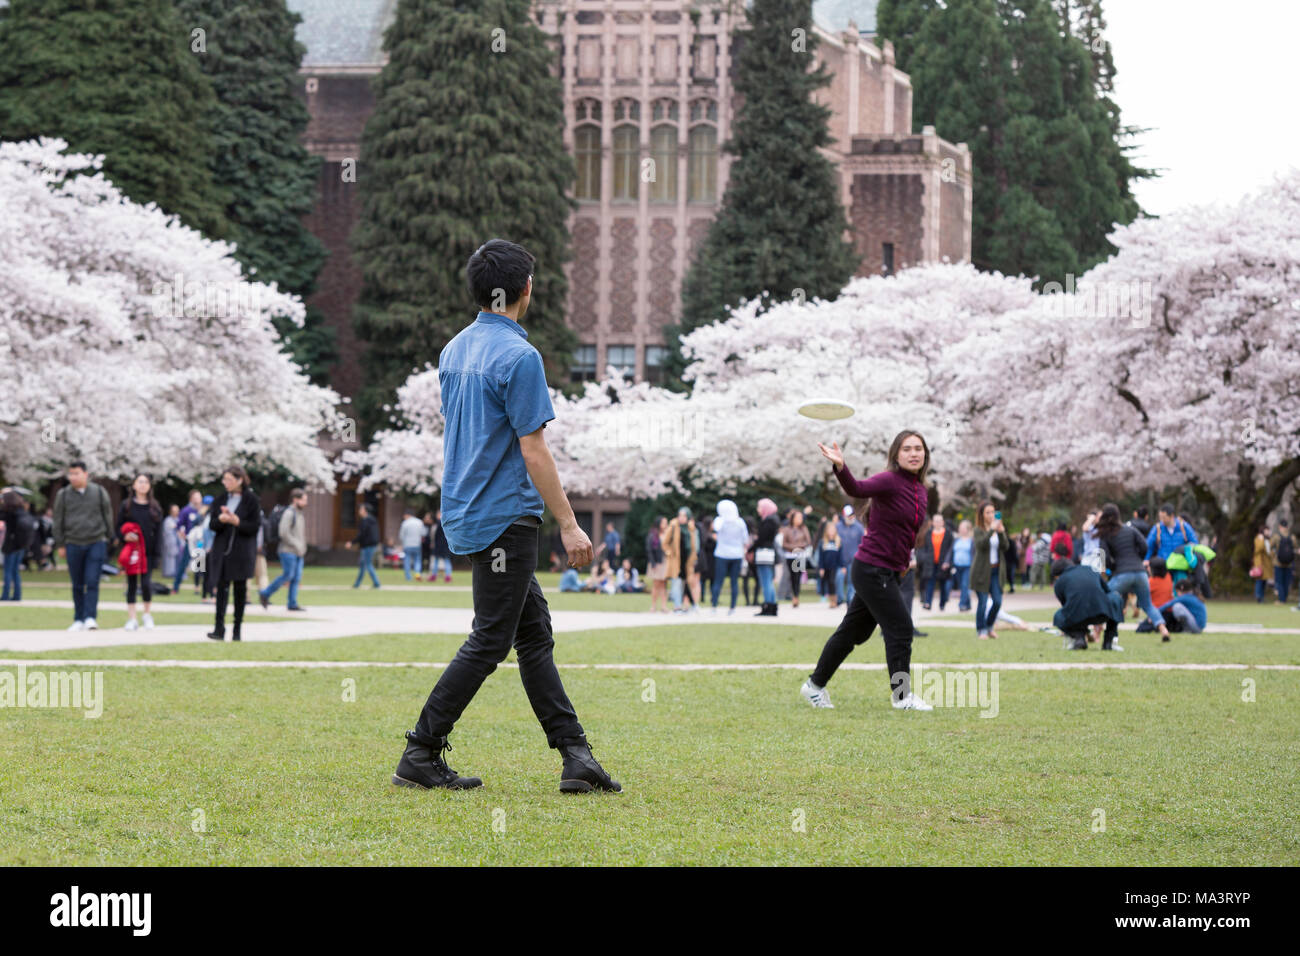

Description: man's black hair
[1176,578,1194,593]
[68,460,87,471]
[1159,501,1176,515]
[1050,558,1073,580]
[1135,505,1149,520]
[1149,556,1168,576]
[466,239,535,311]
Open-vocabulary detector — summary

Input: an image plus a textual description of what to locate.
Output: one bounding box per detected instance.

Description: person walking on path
[51,462,114,631]
[259,489,309,611]
[205,466,261,642]
[391,238,619,793]
[782,508,812,609]
[1272,520,1295,605]
[428,509,454,582]
[346,503,382,589]
[0,491,34,602]
[115,473,164,630]
[399,509,425,581]
[801,430,934,712]
[1252,523,1274,603]
[971,502,1012,640]
[710,500,748,613]
[646,516,668,612]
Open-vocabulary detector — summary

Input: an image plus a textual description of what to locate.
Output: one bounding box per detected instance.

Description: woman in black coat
[206,465,261,642]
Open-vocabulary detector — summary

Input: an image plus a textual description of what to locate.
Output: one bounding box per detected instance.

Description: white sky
[1107,0,1300,215]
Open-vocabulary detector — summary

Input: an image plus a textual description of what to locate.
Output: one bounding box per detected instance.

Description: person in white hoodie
[711,499,749,613]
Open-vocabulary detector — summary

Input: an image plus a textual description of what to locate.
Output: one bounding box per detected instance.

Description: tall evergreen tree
[351,0,577,432]
[667,0,858,387]
[0,0,229,238]
[175,0,336,385]
[877,0,1151,285]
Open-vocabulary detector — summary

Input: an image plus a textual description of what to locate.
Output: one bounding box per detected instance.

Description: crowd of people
[1,462,1294,651]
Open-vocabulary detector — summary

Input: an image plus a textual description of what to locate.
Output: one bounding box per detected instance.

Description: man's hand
[58,547,66,559]
[562,522,593,568]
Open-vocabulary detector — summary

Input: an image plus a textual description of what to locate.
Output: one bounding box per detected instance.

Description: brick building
[287,0,971,548]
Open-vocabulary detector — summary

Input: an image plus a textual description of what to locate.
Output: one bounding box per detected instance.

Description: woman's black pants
[214,577,247,636]
[811,559,915,696]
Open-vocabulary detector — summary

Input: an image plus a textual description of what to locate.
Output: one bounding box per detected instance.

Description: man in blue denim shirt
[393,239,621,794]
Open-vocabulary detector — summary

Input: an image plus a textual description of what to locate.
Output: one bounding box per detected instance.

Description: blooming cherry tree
[0,139,347,487]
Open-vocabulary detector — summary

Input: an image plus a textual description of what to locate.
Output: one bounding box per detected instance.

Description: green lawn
[1,622,1297,865]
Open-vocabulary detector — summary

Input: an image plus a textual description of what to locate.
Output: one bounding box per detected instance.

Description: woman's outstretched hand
[818,441,844,472]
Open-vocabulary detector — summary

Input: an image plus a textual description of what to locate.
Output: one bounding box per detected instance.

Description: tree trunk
[1190,458,1300,596]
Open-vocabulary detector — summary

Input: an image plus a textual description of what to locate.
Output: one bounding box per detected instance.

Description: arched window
[612,99,641,201]
[688,126,716,202]
[574,99,602,201]
[649,99,678,202]
[575,126,601,200]
[688,99,717,202]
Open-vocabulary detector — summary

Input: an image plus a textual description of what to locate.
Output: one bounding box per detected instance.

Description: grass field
[2,605,1298,865]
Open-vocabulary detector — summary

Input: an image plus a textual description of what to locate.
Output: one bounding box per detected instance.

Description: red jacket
[118,521,149,575]
[1050,530,1074,559]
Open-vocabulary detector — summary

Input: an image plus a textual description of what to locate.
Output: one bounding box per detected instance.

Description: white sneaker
[1104,642,1124,652]
[892,692,934,712]
[85,618,98,630]
[124,619,138,631]
[800,679,834,709]
[142,613,155,630]
[67,620,85,632]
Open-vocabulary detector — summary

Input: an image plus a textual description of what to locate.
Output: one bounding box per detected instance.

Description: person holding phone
[205,466,261,642]
[800,430,934,712]
[971,501,1012,639]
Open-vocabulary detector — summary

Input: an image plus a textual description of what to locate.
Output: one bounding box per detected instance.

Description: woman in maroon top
[801,430,934,711]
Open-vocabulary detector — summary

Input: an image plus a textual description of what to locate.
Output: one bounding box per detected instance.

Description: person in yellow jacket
[1253,524,1274,603]
[662,507,697,612]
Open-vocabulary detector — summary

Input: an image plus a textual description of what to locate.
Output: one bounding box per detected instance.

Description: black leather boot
[206,629,224,641]
[392,732,483,790]
[557,736,622,794]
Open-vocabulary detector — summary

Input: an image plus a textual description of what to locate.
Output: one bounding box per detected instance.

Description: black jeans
[412,522,584,749]
[213,577,247,634]
[811,559,914,695]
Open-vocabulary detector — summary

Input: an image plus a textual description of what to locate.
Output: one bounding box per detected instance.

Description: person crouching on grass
[391,238,620,794]
[1051,558,1125,651]
[800,430,934,712]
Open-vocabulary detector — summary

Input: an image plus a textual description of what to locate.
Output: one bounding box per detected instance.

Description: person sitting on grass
[558,566,582,592]
[1147,556,1173,609]
[582,559,616,594]
[1051,558,1125,651]
[615,559,644,593]
[1157,578,1207,635]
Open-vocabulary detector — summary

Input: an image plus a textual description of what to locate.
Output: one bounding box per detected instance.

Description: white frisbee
[797,398,856,421]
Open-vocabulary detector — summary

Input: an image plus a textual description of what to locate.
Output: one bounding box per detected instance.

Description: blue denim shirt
[438,312,555,554]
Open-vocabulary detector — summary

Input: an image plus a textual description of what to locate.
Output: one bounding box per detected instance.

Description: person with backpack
[1272,520,1295,605]
[1097,502,1170,641]
[115,473,164,630]
[1145,503,1199,582]
[0,490,35,602]
[259,489,308,611]
[52,462,114,630]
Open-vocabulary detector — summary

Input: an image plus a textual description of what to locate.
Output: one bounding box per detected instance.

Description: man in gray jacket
[259,489,308,611]
[52,461,114,632]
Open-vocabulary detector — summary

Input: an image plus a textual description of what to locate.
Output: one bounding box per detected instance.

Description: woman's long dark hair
[854,428,931,524]
[222,465,251,491]
[1096,503,1123,540]
[130,472,162,525]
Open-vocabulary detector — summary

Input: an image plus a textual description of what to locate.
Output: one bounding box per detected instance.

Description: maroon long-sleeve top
[834,463,928,574]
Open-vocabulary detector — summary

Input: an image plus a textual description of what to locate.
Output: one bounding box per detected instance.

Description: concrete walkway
[1,591,1296,653]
